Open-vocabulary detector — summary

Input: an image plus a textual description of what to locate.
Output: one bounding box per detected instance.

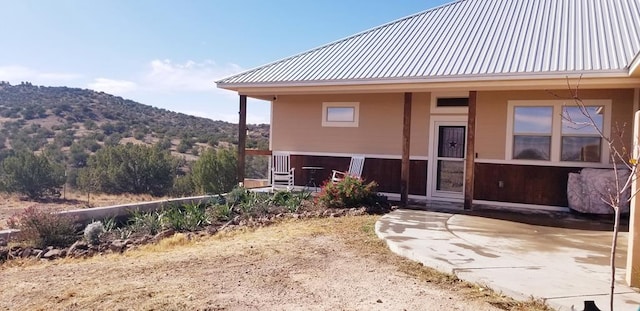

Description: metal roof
[217,0,640,87]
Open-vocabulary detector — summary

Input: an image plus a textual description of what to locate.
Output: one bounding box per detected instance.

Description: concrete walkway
[375,206,640,311]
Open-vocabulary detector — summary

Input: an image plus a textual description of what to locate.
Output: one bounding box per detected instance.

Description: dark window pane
[561,136,601,162]
[437,97,468,107]
[438,126,465,158]
[513,135,551,160]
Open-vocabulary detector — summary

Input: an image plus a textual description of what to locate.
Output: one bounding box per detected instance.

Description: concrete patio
[375,204,640,311]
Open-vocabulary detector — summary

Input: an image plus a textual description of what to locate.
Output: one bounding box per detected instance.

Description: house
[216,0,640,283]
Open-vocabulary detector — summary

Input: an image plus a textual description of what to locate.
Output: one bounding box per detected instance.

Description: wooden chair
[331,155,365,182]
[271,152,295,190]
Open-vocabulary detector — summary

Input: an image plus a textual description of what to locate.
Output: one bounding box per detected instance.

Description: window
[506,100,611,163]
[431,92,469,114]
[437,97,469,107]
[561,106,603,162]
[512,107,552,160]
[322,102,359,127]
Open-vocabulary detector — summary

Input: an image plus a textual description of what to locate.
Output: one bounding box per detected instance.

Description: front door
[429,121,466,200]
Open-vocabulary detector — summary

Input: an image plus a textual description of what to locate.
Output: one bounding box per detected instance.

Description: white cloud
[142,59,242,92]
[88,78,138,94]
[0,65,81,85]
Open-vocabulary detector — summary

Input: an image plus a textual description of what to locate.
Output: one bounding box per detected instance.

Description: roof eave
[629,53,640,77]
[216,70,631,91]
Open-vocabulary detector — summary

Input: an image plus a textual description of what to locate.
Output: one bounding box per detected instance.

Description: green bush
[190,147,237,195]
[78,144,177,196]
[0,151,65,199]
[7,206,78,248]
[317,176,379,208]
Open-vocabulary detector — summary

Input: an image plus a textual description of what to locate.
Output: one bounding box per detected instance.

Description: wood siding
[290,155,427,195]
[474,163,581,206]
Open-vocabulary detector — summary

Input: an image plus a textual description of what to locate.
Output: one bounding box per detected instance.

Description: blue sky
[0,0,449,124]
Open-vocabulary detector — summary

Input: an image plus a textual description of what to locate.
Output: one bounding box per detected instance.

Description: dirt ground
[0,216,525,311]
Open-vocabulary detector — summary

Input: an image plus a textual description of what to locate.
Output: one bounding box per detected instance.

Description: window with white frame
[322,102,359,127]
[506,100,610,163]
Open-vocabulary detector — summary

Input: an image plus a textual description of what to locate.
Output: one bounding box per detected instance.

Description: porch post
[626,93,640,286]
[401,92,412,206]
[464,91,477,210]
[238,95,247,185]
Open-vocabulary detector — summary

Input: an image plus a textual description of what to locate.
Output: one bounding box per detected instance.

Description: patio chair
[331,155,365,182]
[271,152,295,190]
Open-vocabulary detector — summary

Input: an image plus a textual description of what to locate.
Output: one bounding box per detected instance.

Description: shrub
[317,176,379,208]
[190,147,237,195]
[78,144,177,196]
[7,206,78,248]
[209,203,234,222]
[84,221,105,245]
[128,210,164,235]
[0,151,65,199]
[271,190,310,212]
[163,203,209,231]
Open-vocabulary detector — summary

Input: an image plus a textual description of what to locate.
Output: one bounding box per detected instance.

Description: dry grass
[1,216,553,311]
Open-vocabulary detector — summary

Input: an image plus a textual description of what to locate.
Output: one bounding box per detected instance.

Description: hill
[0,81,269,164]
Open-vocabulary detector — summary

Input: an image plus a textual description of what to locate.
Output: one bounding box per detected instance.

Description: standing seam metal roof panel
[216,0,640,85]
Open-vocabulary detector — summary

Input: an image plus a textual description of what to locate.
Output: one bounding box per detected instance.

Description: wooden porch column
[237,95,247,185]
[463,91,477,210]
[401,92,412,206]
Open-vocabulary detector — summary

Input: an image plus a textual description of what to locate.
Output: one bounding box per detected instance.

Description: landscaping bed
[1,177,391,263]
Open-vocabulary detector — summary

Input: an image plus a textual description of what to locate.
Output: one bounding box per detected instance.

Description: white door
[429,120,466,200]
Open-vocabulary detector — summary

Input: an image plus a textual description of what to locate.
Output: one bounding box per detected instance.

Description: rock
[42,249,63,259]
[20,247,33,258]
[109,240,127,253]
[0,238,7,247]
[153,229,175,243]
[68,240,89,254]
[206,226,218,235]
[0,247,8,261]
[376,299,383,303]
[32,249,42,258]
[70,249,88,258]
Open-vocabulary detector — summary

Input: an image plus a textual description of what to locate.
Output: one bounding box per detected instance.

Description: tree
[77,144,177,196]
[190,147,237,195]
[560,78,637,311]
[0,151,65,199]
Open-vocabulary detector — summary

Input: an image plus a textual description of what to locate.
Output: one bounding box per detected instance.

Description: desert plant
[7,206,78,248]
[102,216,118,232]
[317,176,379,208]
[84,221,105,245]
[163,203,209,231]
[128,210,164,235]
[226,186,250,206]
[209,203,234,221]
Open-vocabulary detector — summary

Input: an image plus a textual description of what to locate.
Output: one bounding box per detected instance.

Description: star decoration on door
[449,140,458,149]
